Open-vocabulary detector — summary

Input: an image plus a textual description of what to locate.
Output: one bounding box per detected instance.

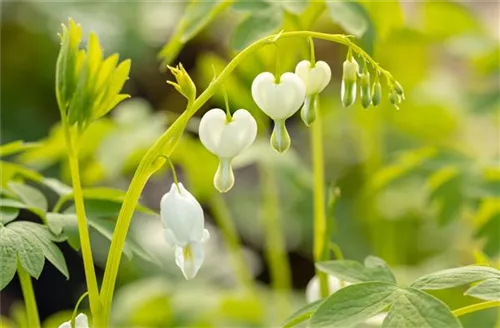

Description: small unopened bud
[167,63,196,103]
[394,81,405,99]
[360,67,371,109]
[371,80,382,107]
[341,56,359,108]
[389,90,401,110]
[271,120,291,153]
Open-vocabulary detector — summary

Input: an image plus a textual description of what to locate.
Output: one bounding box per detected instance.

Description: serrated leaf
[465,278,500,301]
[310,282,399,328]
[410,266,500,290]
[7,182,48,212]
[325,2,368,38]
[230,10,283,51]
[383,288,461,328]
[46,212,80,250]
[283,300,322,328]
[0,141,41,157]
[0,207,19,225]
[1,227,45,278]
[0,227,18,290]
[316,256,396,284]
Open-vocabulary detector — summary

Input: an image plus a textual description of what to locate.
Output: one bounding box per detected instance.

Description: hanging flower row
[160,46,404,280]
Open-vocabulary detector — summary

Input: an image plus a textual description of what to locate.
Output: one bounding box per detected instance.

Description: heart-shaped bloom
[341,56,359,108]
[161,182,210,280]
[199,108,257,192]
[251,72,305,152]
[295,60,331,126]
[58,313,89,328]
[295,60,331,96]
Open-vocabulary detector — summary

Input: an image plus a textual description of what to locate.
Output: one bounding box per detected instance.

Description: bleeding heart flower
[295,60,331,125]
[199,108,257,192]
[251,72,306,153]
[58,313,89,328]
[161,182,210,280]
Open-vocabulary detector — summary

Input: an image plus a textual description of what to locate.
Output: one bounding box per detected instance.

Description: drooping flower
[58,313,89,328]
[341,55,359,108]
[295,60,331,126]
[160,183,209,280]
[199,108,257,193]
[251,72,306,153]
[305,275,387,326]
[360,64,372,109]
[371,78,382,107]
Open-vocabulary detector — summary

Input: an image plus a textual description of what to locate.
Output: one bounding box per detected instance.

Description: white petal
[201,229,210,242]
[251,72,306,120]
[163,228,181,247]
[199,108,227,155]
[160,183,205,245]
[365,312,388,326]
[175,242,205,280]
[74,313,89,328]
[295,60,331,95]
[58,322,71,328]
[305,274,345,303]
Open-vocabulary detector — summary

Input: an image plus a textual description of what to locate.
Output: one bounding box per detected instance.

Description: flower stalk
[17,262,40,328]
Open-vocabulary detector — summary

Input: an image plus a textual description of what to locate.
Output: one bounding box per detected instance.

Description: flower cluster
[162,48,403,280]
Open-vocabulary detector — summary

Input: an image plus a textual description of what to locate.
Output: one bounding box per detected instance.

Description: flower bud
[199,108,257,192]
[371,80,382,107]
[271,120,291,153]
[58,313,89,328]
[294,60,331,96]
[394,81,405,99]
[389,90,402,110]
[161,183,210,279]
[360,68,371,109]
[167,63,196,104]
[341,57,359,108]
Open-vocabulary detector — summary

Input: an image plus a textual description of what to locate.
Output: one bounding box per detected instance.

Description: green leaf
[310,282,399,328]
[0,161,44,186]
[0,225,45,279]
[325,2,368,38]
[46,212,80,250]
[0,141,41,157]
[181,0,230,43]
[231,10,283,51]
[232,0,272,12]
[0,227,18,290]
[0,207,19,225]
[316,256,396,284]
[8,221,69,279]
[279,0,309,14]
[361,1,404,40]
[410,266,500,290]
[383,288,461,328]
[283,300,322,328]
[7,182,48,212]
[465,278,500,301]
[42,178,72,196]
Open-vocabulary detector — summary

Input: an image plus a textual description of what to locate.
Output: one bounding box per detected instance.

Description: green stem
[17,262,40,328]
[63,126,101,320]
[98,30,395,326]
[259,163,292,321]
[209,194,257,295]
[310,97,329,298]
[452,301,500,317]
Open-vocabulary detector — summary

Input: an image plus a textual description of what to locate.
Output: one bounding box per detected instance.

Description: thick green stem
[310,98,329,298]
[98,30,394,326]
[209,194,257,295]
[452,301,500,317]
[259,163,292,321]
[17,262,40,328]
[64,126,101,320]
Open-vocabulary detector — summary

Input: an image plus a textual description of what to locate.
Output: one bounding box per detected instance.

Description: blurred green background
[1,0,499,327]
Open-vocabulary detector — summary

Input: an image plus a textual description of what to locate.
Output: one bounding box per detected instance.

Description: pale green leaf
[0,161,44,185]
[46,212,80,250]
[42,177,72,196]
[1,226,45,278]
[0,207,19,225]
[283,300,321,328]
[410,266,500,290]
[310,282,399,328]
[0,141,41,157]
[8,182,48,212]
[383,288,461,328]
[316,256,396,284]
[279,0,308,14]
[232,0,271,12]
[231,10,283,51]
[465,278,500,301]
[181,0,230,43]
[325,2,368,38]
[0,227,18,290]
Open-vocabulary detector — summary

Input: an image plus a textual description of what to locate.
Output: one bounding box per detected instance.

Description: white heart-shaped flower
[199,108,257,159]
[251,72,306,120]
[161,182,210,279]
[58,313,89,328]
[295,60,332,96]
